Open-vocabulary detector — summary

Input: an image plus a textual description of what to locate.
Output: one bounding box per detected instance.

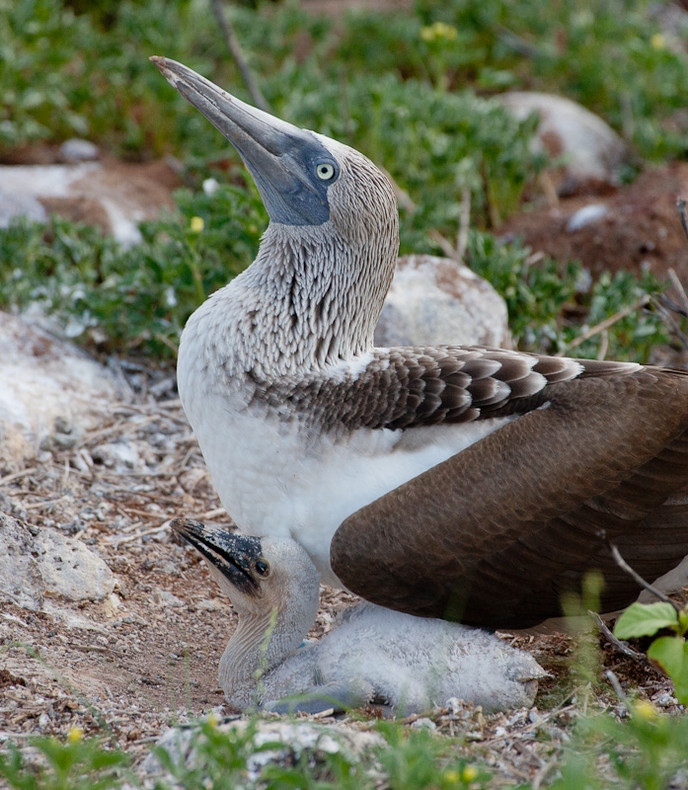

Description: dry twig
[561,294,650,354]
[603,533,681,612]
[211,0,271,113]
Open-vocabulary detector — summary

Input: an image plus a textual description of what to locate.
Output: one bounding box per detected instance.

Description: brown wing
[330,367,688,628]
[260,345,642,433]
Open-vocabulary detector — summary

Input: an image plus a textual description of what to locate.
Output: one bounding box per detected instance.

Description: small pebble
[411,717,436,730]
[59,139,100,162]
[566,203,608,233]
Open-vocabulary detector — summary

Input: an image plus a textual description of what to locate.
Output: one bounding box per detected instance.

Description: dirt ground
[3,66,688,780]
[0,363,685,784]
[503,163,688,283]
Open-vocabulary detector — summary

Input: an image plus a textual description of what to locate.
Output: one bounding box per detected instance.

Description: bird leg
[263,678,375,715]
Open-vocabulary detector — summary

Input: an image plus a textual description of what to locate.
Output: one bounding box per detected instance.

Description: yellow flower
[421,21,457,43]
[461,765,479,782]
[67,726,84,743]
[190,216,205,233]
[633,699,658,721]
[651,33,665,50]
[207,711,221,728]
[444,770,460,784]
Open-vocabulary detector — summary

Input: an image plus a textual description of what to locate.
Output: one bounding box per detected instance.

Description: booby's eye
[254,559,270,578]
[315,162,336,181]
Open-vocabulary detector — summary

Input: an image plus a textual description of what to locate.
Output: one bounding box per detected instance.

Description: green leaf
[613,602,679,639]
[677,607,688,636]
[648,636,688,704]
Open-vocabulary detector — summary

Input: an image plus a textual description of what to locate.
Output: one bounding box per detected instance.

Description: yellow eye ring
[316,162,336,181]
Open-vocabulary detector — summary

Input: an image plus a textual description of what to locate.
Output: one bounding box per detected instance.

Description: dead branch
[211,0,271,113]
[603,533,682,613]
[455,187,472,264]
[588,610,651,663]
[561,294,650,354]
[677,197,688,242]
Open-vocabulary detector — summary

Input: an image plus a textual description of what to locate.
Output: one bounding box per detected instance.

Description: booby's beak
[150,56,338,226]
[171,518,263,597]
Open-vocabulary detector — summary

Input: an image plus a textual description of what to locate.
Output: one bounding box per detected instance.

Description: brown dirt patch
[502,163,688,282]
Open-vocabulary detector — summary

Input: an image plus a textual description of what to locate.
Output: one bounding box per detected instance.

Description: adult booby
[172,518,544,714]
[152,57,688,629]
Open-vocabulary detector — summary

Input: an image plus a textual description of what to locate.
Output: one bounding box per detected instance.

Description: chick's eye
[255,560,270,577]
[315,162,336,181]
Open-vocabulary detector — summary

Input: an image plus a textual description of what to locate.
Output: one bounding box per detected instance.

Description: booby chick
[152,57,688,629]
[172,519,545,714]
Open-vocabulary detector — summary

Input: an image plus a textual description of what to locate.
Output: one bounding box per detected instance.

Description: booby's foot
[264,679,374,715]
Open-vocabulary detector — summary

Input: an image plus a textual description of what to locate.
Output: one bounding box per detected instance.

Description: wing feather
[330,368,688,628]
[261,346,643,433]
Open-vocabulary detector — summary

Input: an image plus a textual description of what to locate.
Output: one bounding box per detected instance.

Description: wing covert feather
[330,369,688,628]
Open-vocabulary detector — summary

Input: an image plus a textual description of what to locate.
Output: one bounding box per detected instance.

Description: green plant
[467,231,669,361]
[376,721,487,789]
[551,703,688,790]
[0,730,131,790]
[0,183,264,358]
[614,601,688,704]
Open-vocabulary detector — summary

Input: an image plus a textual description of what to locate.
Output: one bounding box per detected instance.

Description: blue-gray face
[151,57,339,226]
[242,128,339,226]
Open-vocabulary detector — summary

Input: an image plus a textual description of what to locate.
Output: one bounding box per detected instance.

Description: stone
[58,139,100,163]
[140,718,384,787]
[497,91,628,195]
[375,254,510,348]
[0,513,115,611]
[0,191,48,228]
[0,158,178,247]
[0,312,121,473]
[565,203,609,233]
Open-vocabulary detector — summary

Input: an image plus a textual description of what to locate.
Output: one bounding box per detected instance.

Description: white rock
[375,255,510,348]
[0,191,48,228]
[154,590,185,608]
[0,161,162,247]
[0,513,115,610]
[90,441,147,473]
[566,203,608,233]
[497,91,628,193]
[141,719,384,787]
[58,139,100,163]
[0,312,121,472]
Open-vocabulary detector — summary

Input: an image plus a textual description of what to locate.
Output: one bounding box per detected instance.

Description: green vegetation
[0,730,131,790]
[4,707,688,789]
[615,601,688,705]
[1,0,683,361]
[0,187,264,356]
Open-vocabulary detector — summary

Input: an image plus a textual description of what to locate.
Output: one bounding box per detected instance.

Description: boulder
[141,718,384,787]
[0,158,178,247]
[375,254,510,348]
[0,513,115,611]
[0,312,121,473]
[497,91,628,195]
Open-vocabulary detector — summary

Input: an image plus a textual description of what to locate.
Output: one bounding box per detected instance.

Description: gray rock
[497,91,628,193]
[140,718,384,788]
[0,160,173,248]
[0,191,48,228]
[0,513,115,610]
[0,312,121,473]
[58,139,100,163]
[375,255,510,348]
[566,203,608,233]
